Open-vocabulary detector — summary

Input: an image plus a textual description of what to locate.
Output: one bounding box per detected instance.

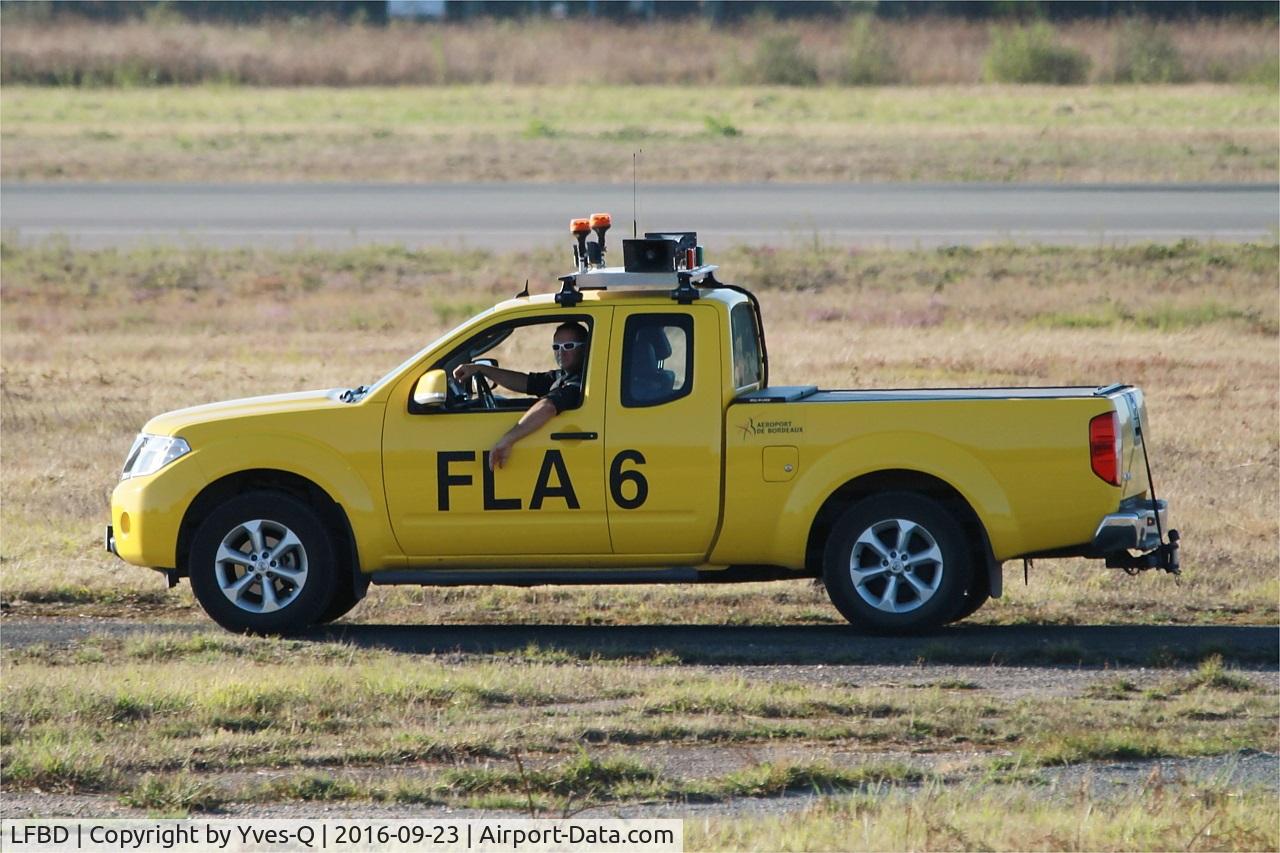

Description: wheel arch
[175,468,369,601]
[804,469,1002,599]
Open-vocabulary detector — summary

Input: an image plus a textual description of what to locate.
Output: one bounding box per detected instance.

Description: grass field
[2,84,1276,182]
[8,639,1263,790]
[1,239,1276,627]
[1,635,1276,844]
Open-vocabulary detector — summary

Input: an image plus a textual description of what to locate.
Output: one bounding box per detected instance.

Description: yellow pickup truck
[107,222,1179,634]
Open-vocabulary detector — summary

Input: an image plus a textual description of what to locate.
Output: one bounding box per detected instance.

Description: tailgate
[1107,386,1152,501]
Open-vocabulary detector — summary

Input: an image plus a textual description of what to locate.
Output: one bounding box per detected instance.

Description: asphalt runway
[2,182,1276,250]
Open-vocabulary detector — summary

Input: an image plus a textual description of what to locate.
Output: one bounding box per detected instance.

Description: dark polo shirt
[525,368,584,414]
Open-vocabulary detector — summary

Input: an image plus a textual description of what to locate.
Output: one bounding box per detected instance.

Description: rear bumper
[1093,499,1168,553]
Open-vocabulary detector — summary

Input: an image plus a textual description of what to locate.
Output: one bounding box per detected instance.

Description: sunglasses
[551,341,585,352]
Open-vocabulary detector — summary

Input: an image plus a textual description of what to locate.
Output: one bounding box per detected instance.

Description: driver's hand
[490,438,513,470]
[452,363,479,383]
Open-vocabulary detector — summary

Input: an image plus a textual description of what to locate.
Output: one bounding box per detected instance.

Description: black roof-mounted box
[623,238,678,273]
[645,231,698,256]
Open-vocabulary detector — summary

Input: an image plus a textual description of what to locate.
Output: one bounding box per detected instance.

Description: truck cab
[108,220,1178,634]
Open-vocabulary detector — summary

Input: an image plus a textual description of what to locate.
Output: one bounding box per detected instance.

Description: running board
[367,564,809,587]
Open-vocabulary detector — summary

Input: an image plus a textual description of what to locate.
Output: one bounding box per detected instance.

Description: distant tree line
[5,0,1276,24]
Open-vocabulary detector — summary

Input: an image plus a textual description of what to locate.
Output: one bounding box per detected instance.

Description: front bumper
[108,454,202,569]
[1093,498,1169,553]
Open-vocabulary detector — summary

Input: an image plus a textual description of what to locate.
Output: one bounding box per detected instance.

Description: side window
[621,314,693,408]
[418,315,593,414]
[731,302,762,390]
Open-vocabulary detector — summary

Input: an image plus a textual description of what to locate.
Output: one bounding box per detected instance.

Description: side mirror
[412,369,448,408]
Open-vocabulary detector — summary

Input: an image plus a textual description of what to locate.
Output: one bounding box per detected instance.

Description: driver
[452,321,588,470]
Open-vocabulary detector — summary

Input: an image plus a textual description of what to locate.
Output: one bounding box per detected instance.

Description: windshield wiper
[339,385,369,403]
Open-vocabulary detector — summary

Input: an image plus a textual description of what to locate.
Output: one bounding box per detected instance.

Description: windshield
[364,304,500,397]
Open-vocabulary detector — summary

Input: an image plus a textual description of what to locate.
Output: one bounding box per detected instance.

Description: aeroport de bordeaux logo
[736,417,804,440]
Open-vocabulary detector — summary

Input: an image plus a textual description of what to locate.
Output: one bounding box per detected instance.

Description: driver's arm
[489,398,556,470]
[453,363,529,393]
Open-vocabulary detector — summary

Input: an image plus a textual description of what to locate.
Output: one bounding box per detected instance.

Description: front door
[604,305,723,560]
[382,309,612,562]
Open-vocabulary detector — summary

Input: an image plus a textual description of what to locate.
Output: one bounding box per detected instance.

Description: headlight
[121,434,191,480]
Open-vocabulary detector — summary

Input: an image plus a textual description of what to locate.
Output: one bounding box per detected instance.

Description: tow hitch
[1107,529,1180,575]
[1105,406,1181,576]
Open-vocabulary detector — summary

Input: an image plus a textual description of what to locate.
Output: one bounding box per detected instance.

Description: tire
[188,491,338,635]
[823,492,973,634]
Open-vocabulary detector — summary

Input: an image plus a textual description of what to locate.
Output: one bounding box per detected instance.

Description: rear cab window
[731,302,763,391]
[621,314,693,408]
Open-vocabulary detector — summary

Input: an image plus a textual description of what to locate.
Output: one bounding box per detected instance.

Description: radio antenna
[632,149,642,238]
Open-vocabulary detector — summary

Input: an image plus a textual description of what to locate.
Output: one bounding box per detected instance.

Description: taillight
[1089,412,1121,486]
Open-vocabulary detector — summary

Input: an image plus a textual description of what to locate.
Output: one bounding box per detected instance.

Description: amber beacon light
[570,217,591,268]
[590,212,612,256]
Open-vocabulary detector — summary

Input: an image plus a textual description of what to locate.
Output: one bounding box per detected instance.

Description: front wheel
[823,492,972,634]
[189,491,337,634]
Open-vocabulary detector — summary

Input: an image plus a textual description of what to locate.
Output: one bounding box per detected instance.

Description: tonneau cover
[735,385,1130,404]
[735,386,819,403]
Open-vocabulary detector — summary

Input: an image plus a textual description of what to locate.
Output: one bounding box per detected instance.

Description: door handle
[550,431,598,441]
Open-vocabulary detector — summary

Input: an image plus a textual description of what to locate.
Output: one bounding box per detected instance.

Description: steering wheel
[474,371,497,410]
[447,373,467,404]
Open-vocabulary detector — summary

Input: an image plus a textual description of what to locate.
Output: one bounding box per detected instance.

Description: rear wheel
[823,492,972,634]
[189,491,337,634]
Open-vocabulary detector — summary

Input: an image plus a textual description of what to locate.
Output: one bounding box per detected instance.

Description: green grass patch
[440,753,657,800]
[1173,655,1262,693]
[3,734,119,792]
[253,774,364,802]
[716,762,926,798]
[639,679,903,719]
[120,773,227,812]
[1031,730,1175,765]
[1037,301,1275,334]
[1083,677,1141,700]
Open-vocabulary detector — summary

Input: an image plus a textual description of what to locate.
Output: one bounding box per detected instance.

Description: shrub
[1112,21,1187,83]
[1241,55,1279,87]
[983,24,1091,84]
[522,119,558,139]
[748,34,819,86]
[840,17,900,85]
[703,115,742,138]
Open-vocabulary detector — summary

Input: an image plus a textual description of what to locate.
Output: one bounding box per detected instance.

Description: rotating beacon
[556,212,719,307]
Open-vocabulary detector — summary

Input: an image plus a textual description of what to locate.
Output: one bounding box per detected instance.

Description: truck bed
[715,382,1149,569]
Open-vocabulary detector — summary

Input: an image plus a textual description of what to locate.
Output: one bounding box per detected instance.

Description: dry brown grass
[0,240,1275,627]
[1,16,1275,87]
